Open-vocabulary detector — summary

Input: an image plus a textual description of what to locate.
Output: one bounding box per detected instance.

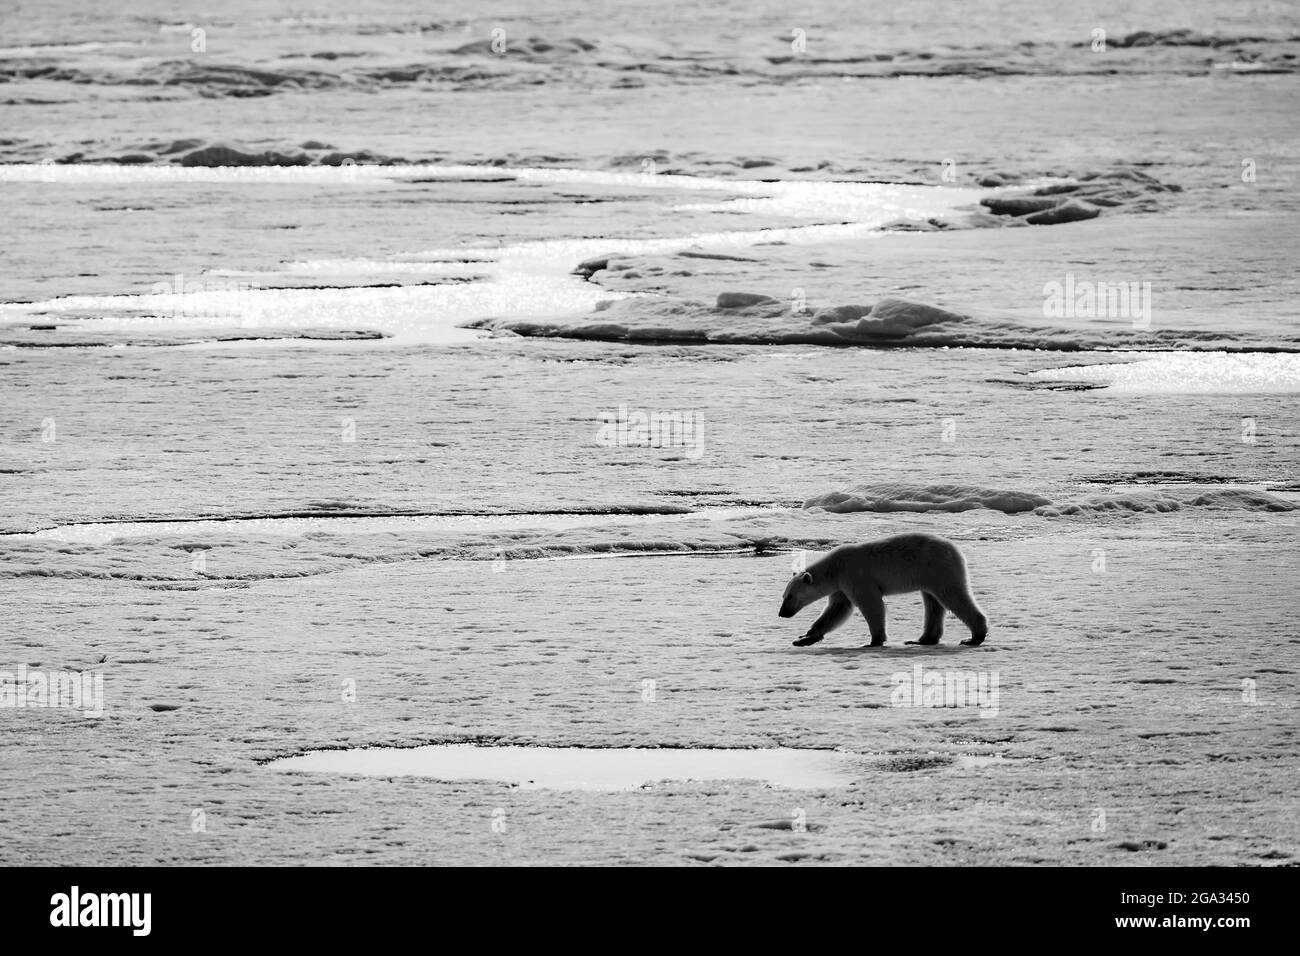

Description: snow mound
[804,483,1297,517]
[810,298,970,340]
[1034,489,1297,516]
[804,483,1052,515]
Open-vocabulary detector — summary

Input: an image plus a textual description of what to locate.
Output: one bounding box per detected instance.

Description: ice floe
[1027,352,1300,393]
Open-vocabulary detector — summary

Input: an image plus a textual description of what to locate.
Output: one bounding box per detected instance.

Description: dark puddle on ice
[874,752,1020,772]
[267,744,855,791]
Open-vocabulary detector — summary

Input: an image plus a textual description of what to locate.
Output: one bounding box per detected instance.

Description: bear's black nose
[778,605,794,618]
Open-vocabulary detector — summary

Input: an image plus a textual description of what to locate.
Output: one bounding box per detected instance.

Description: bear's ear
[800,571,813,585]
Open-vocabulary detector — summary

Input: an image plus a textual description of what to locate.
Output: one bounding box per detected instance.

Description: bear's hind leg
[848,586,888,647]
[905,591,945,645]
[935,586,988,646]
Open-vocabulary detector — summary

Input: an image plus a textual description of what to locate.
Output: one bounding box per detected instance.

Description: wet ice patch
[0,164,980,345]
[18,507,768,544]
[955,754,1014,769]
[0,164,982,224]
[1028,352,1300,393]
[268,744,856,790]
[4,281,508,347]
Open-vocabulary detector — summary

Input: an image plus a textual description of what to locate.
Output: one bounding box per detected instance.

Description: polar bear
[778,533,987,647]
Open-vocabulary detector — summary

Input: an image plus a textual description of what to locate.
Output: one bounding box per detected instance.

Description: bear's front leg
[792,591,852,647]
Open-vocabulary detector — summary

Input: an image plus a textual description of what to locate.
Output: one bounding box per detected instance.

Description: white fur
[779,532,988,646]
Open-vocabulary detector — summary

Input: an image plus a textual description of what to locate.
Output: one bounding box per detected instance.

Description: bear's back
[835,533,966,594]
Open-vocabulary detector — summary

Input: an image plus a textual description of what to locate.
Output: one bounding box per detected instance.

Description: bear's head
[779,570,818,618]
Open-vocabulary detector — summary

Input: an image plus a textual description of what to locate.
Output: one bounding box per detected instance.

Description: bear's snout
[778,602,795,618]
